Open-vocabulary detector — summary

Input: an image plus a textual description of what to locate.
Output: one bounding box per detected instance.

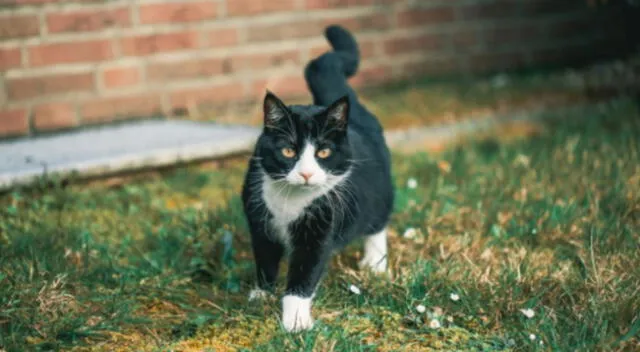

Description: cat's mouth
[288,181,321,189]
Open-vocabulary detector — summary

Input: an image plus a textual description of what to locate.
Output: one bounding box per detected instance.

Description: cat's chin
[285,181,323,189]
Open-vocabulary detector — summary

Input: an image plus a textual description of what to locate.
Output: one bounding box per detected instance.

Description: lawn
[1,98,639,351]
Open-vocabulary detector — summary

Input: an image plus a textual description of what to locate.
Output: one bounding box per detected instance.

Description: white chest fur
[261,176,328,248]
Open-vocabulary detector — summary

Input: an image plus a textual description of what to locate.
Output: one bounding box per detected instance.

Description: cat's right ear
[263,91,287,128]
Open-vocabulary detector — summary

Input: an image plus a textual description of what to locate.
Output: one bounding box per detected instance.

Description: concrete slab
[0,120,260,190]
[0,101,608,191]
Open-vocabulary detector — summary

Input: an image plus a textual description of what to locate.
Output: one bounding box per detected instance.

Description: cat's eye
[316,148,331,159]
[281,147,296,158]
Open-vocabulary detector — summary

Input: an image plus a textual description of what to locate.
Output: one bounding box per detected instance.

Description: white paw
[359,229,388,273]
[282,295,314,332]
[248,288,269,301]
[359,255,387,273]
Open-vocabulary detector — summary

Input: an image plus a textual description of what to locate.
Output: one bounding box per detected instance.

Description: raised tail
[304,25,360,107]
[324,25,359,78]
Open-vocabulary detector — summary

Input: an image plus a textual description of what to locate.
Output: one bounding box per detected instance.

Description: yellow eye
[281,147,296,158]
[316,148,331,159]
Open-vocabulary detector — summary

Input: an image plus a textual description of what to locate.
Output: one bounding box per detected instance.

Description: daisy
[403,228,417,239]
[520,308,535,319]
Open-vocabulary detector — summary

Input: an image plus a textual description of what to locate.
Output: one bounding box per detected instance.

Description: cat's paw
[360,230,388,274]
[282,295,314,332]
[248,288,269,301]
[359,255,387,274]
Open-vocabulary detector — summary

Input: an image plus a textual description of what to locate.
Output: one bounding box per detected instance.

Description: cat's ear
[263,91,288,128]
[326,95,349,130]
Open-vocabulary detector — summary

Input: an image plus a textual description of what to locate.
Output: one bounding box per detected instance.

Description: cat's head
[255,91,352,187]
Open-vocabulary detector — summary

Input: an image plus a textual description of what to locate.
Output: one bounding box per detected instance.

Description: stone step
[0,120,260,190]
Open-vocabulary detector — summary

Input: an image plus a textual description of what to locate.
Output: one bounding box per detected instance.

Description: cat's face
[256,92,351,187]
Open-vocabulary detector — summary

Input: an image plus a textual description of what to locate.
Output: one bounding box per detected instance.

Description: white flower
[407,178,418,189]
[539,340,544,346]
[416,304,426,313]
[428,319,441,329]
[349,284,361,295]
[520,308,535,319]
[450,293,460,302]
[403,228,417,239]
[529,333,536,341]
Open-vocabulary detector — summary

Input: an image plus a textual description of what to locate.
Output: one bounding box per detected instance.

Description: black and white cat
[241,25,394,332]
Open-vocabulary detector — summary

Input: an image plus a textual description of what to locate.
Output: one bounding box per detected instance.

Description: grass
[1,98,639,351]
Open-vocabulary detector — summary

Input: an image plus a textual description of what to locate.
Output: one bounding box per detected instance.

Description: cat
[241,25,394,332]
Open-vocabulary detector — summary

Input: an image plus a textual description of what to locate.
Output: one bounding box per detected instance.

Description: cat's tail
[304,25,360,107]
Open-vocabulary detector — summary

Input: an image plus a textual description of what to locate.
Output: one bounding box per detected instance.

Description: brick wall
[0,0,631,138]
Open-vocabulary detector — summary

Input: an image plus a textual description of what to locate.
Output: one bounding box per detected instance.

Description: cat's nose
[299,172,313,182]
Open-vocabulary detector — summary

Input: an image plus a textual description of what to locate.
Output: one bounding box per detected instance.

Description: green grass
[1,99,639,351]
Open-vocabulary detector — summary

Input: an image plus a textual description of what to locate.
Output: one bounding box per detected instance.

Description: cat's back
[347,103,391,167]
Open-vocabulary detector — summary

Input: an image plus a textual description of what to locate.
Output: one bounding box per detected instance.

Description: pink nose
[299,172,313,182]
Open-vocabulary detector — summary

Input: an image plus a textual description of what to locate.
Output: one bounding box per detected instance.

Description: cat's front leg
[249,231,284,301]
[281,235,331,332]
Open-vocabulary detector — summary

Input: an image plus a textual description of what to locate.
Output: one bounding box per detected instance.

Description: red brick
[309,43,330,60]
[205,27,239,47]
[306,0,374,9]
[451,29,479,50]
[170,82,245,108]
[383,33,445,55]
[230,50,300,72]
[29,40,113,67]
[33,103,77,130]
[46,6,131,33]
[0,47,22,71]
[11,0,59,4]
[324,13,389,32]
[226,0,296,17]
[400,56,458,77]
[252,75,307,98]
[396,6,455,28]
[247,20,323,42]
[349,64,392,87]
[102,65,140,89]
[459,1,521,20]
[81,94,163,124]
[120,31,199,56]
[139,1,217,24]
[7,72,95,101]
[147,58,226,83]
[0,109,29,137]
[0,14,39,39]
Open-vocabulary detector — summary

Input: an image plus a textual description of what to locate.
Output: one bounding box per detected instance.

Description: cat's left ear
[326,95,349,130]
[263,90,288,128]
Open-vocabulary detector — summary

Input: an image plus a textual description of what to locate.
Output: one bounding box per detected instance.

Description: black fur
[241,25,394,298]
